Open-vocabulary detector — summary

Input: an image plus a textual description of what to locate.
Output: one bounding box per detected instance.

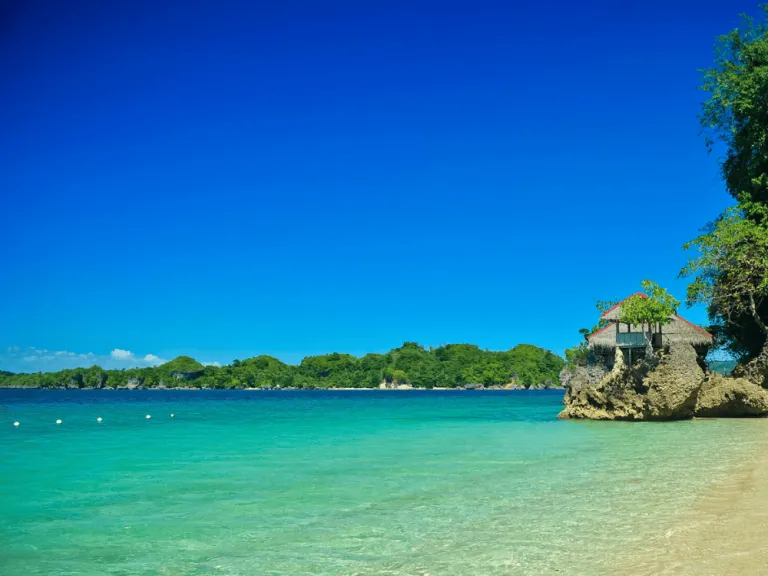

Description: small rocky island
[560,292,768,420]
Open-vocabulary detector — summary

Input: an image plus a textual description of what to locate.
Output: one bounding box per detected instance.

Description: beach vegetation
[0,342,565,390]
[679,7,768,361]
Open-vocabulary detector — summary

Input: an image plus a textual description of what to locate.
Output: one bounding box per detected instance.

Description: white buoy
[97,417,103,423]
[56,419,62,425]
[13,421,19,427]
[146,415,151,419]
[170,413,175,418]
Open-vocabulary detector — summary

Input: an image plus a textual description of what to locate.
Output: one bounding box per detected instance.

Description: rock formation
[559,344,768,420]
[695,373,768,417]
[732,346,768,389]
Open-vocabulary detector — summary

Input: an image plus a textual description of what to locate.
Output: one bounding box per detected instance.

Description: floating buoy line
[9,414,176,427]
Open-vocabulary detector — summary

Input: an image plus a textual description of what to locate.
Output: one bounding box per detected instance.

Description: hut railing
[616,332,648,347]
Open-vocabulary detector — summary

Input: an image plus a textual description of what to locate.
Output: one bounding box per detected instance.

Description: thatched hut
[587,292,712,366]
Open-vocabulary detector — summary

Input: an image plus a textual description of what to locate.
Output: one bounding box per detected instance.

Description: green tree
[680,202,768,359]
[700,7,768,205]
[618,280,680,336]
[382,368,408,384]
[678,6,768,363]
[564,342,589,367]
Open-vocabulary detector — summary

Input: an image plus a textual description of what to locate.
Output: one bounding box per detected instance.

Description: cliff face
[559,344,768,420]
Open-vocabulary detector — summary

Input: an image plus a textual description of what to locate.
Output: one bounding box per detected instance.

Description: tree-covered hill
[0,343,564,390]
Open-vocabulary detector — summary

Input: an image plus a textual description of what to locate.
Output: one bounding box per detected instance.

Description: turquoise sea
[0,390,763,575]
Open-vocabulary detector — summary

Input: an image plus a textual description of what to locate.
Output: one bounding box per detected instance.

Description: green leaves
[564,342,589,367]
[700,7,768,204]
[618,281,679,329]
[0,343,566,390]
[680,202,768,341]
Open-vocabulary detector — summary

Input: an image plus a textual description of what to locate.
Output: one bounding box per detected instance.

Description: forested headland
[0,343,565,390]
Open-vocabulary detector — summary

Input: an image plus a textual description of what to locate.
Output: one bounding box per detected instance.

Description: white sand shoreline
[618,419,768,575]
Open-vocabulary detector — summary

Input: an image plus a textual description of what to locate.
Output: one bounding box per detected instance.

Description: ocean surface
[0,389,763,576]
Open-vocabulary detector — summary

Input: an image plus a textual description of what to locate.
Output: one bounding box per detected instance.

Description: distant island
[0,343,567,390]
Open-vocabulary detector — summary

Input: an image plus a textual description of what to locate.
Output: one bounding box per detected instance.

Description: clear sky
[0,0,758,372]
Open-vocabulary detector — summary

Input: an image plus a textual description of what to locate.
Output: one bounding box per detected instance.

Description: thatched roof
[600,292,647,321]
[588,317,712,349]
[588,294,713,350]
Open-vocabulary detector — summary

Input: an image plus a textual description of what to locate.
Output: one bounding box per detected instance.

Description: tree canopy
[680,202,768,356]
[0,342,565,390]
[618,280,680,333]
[679,7,768,361]
[700,7,768,205]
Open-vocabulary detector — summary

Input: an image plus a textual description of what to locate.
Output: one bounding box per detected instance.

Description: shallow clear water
[0,390,762,575]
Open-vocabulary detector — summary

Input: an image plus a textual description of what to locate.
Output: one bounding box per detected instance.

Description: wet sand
[620,419,768,576]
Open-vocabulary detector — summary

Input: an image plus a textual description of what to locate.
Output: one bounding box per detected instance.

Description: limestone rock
[66,374,83,389]
[124,377,143,390]
[504,381,525,390]
[529,379,557,390]
[642,343,702,419]
[732,346,768,389]
[695,373,768,417]
[464,382,485,390]
[559,348,645,420]
[559,344,704,421]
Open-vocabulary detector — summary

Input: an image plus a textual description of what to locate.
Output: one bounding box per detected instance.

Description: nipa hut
[587,292,712,366]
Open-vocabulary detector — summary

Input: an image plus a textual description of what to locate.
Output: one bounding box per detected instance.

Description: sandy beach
[619,418,768,576]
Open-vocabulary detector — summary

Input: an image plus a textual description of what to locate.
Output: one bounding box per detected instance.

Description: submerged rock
[695,374,768,417]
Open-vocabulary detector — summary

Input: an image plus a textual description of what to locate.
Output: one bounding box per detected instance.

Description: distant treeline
[0,343,565,390]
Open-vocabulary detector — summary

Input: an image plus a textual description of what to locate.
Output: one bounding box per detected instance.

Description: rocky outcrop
[66,374,83,389]
[559,348,645,420]
[504,381,526,390]
[463,382,485,390]
[560,344,703,420]
[642,343,703,419]
[170,370,204,381]
[560,343,768,420]
[695,374,768,417]
[123,377,143,390]
[732,346,768,389]
[529,379,559,390]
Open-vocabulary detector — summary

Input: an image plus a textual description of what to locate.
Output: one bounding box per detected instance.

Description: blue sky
[0,0,758,372]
